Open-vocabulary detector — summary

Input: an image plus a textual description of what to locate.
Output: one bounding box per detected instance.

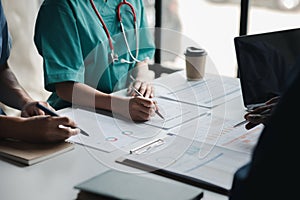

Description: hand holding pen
[234,96,280,129]
[130,86,164,120]
[36,103,89,137]
[127,75,154,98]
[127,75,164,120]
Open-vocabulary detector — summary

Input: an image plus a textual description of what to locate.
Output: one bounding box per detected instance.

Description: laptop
[234,28,300,111]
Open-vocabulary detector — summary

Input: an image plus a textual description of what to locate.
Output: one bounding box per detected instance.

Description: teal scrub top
[34,0,155,109]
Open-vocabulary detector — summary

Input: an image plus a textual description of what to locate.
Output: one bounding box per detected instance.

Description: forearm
[0,63,33,110]
[55,81,125,112]
[0,115,25,139]
[0,115,80,143]
[55,82,157,121]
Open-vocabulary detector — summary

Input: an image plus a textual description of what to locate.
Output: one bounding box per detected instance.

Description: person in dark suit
[229,69,300,199]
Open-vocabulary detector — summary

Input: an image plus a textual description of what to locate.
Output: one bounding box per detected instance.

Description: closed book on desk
[0,139,74,166]
[75,170,204,200]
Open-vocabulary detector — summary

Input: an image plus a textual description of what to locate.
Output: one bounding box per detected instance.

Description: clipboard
[116,156,229,196]
[116,133,252,196]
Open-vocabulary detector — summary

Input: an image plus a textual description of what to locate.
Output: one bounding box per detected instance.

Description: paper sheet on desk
[144,97,209,130]
[117,133,252,193]
[111,81,209,130]
[159,74,241,108]
[117,117,264,193]
[169,114,264,154]
[60,109,167,153]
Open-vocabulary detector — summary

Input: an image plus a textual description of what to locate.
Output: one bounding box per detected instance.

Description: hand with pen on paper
[127,75,154,98]
[124,75,164,121]
[126,60,155,98]
[244,96,280,130]
[0,99,79,143]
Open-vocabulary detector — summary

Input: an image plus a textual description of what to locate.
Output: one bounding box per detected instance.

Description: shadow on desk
[0,156,26,167]
[76,191,108,200]
[149,63,182,79]
[72,106,113,118]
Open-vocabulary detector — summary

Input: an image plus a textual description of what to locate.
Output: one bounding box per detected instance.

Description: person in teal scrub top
[34,0,158,121]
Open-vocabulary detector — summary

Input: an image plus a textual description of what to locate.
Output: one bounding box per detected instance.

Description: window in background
[144,0,241,78]
[205,0,300,76]
[246,0,300,34]
[144,0,300,78]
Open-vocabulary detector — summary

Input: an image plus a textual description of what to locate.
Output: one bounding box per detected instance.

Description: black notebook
[75,170,204,200]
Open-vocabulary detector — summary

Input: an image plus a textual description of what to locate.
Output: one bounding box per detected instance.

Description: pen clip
[130,139,165,154]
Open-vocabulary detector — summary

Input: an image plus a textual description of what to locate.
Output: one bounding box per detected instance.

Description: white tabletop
[0,71,247,200]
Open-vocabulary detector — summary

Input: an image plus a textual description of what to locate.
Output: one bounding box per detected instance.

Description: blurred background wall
[1,0,50,116]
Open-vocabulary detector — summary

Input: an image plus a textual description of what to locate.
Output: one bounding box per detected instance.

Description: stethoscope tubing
[89,0,141,63]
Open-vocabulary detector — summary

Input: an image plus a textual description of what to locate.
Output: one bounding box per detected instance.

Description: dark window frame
[154,0,248,77]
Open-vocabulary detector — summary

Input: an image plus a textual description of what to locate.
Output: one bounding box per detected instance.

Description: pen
[129,75,164,120]
[233,108,271,128]
[36,102,89,137]
[131,86,165,120]
[233,119,248,128]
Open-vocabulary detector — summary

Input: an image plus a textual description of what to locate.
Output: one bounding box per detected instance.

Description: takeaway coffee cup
[184,47,207,80]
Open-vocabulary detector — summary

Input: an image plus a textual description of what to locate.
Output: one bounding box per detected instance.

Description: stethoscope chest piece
[109,51,119,64]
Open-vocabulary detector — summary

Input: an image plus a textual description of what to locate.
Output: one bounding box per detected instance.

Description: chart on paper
[60,108,166,153]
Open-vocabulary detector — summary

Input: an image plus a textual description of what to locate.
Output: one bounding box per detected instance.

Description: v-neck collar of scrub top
[92,0,120,16]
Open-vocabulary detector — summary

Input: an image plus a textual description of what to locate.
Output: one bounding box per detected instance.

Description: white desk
[0,71,247,200]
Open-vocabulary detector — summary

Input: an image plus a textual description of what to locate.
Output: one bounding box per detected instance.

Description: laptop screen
[234,28,300,110]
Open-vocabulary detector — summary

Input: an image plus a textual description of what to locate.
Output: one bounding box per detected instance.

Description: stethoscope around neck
[89,0,142,64]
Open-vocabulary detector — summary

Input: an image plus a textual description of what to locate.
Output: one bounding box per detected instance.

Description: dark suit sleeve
[229,70,300,200]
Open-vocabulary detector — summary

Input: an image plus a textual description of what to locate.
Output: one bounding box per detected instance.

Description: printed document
[117,116,264,193]
[157,71,241,108]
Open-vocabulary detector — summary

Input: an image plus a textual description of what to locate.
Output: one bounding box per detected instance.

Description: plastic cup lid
[184,47,207,57]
